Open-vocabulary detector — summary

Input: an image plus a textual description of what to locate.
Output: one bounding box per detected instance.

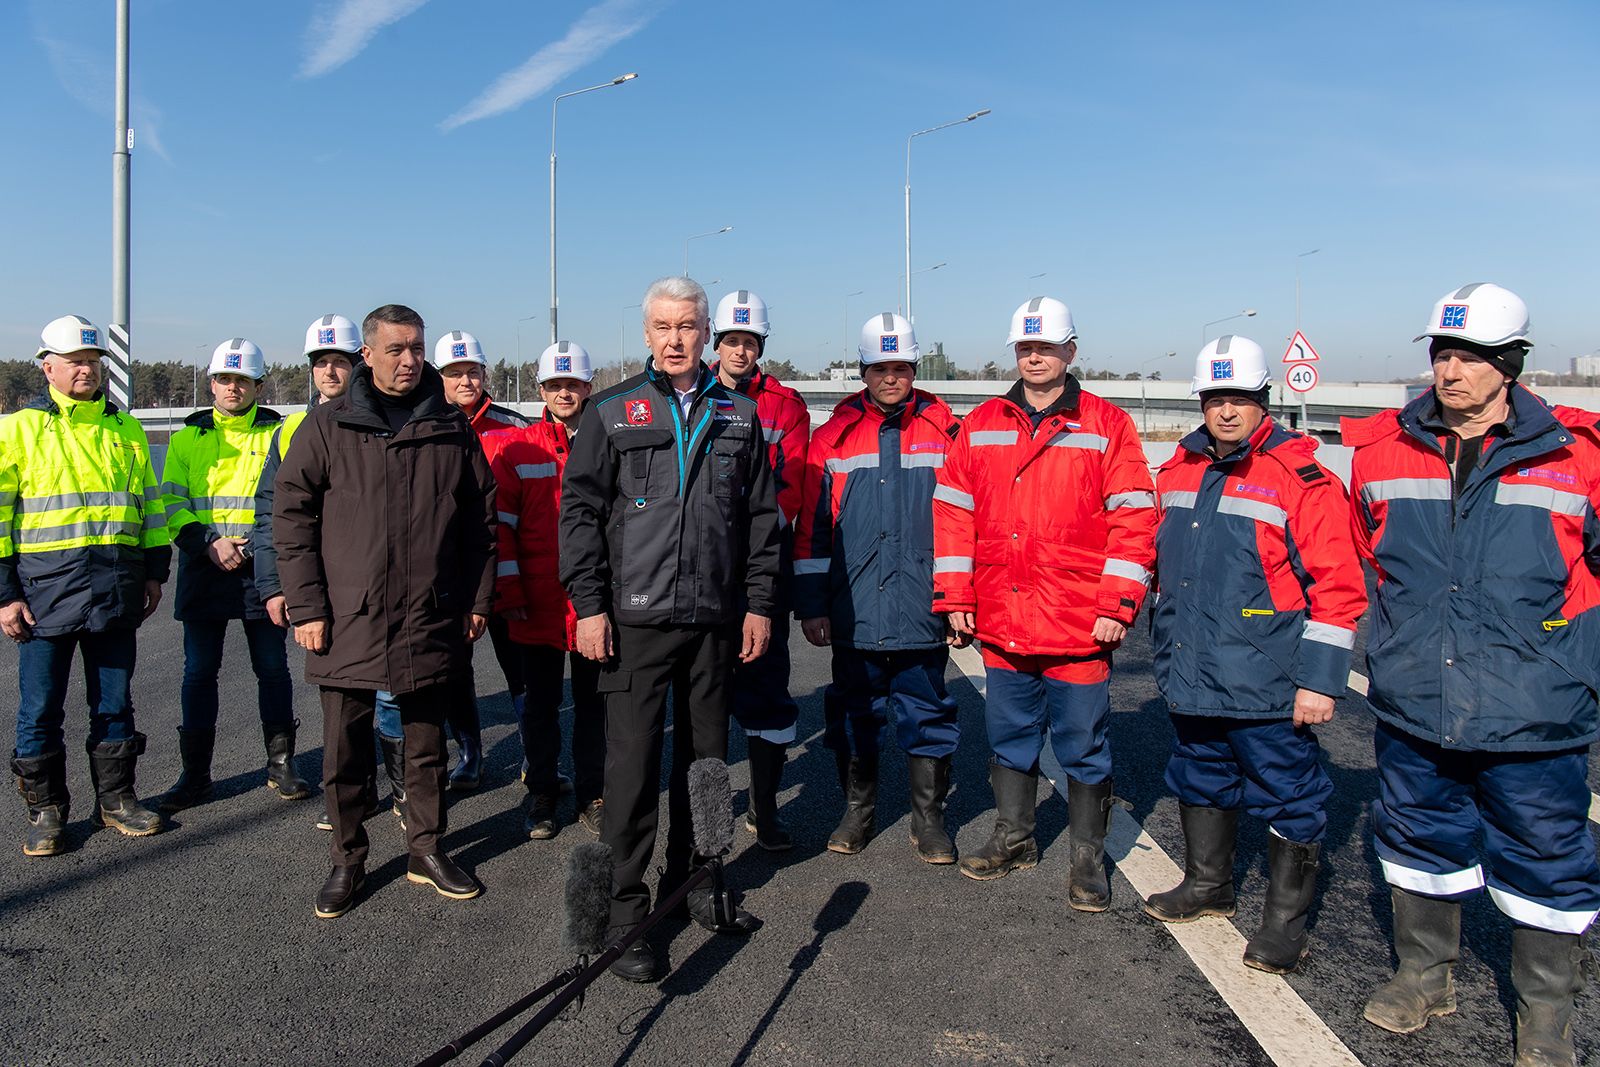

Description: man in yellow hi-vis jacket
[2,316,170,856]
[158,338,306,813]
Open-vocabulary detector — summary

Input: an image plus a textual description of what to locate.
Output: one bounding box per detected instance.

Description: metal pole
[108,0,132,410]
[904,134,913,321]
[1296,249,1318,431]
[549,100,559,346]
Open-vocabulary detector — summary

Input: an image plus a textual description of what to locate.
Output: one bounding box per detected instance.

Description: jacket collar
[1179,413,1287,462]
[183,403,282,431]
[338,362,451,433]
[1002,375,1081,420]
[645,359,713,399]
[1398,382,1563,454]
[36,385,115,421]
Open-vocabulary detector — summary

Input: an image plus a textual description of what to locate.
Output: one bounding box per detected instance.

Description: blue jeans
[180,619,293,732]
[375,690,400,739]
[15,629,138,758]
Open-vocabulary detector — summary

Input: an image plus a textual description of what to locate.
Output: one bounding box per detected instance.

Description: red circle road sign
[1285,363,1319,393]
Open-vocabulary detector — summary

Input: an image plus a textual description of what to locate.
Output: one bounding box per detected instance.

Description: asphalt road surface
[1,606,1596,1067]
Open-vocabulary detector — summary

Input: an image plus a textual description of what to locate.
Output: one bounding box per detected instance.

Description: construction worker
[1346,283,1599,1065]
[933,297,1156,911]
[561,276,780,982]
[275,304,496,918]
[697,290,809,851]
[1142,336,1366,973]
[433,331,529,792]
[252,315,405,832]
[158,338,305,812]
[490,341,605,841]
[795,312,963,864]
[3,315,168,854]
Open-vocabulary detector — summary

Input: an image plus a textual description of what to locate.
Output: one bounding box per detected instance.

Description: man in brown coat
[273,303,498,918]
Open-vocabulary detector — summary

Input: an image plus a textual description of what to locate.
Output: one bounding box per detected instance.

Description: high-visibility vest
[162,404,282,541]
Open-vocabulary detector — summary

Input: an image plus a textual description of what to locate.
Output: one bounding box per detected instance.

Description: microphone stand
[477,858,725,1067]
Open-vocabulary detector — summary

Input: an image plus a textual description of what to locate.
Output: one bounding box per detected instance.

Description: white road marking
[949,644,1365,1067]
[1346,667,1600,827]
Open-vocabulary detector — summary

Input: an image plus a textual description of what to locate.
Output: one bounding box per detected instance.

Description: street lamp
[905,108,990,323]
[515,314,539,403]
[550,72,638,345]
[1201,309,1257,344]
[1028,272,1047,282]
[684,226,732,276]
[1140,351,1177,435]
[619,302,641,379]
[842,289,864,359]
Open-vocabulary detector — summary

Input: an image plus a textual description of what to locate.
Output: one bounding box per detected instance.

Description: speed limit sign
[1285,363,1319,393]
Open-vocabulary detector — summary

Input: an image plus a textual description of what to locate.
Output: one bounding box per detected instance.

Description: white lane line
[949,644,1365,1067]
[1347,667,1600,827]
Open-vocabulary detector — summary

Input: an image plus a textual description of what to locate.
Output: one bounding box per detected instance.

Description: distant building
[1571,353,1600,378]
[921,342,954,380]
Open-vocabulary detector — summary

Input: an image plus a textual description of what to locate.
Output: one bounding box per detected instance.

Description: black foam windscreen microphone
[560,842,613,958]
[688,757,734,857]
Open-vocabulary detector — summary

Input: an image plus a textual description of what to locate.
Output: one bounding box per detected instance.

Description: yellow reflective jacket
[0,386,170,635]
[249,406,312,602]
[162,403,282,620]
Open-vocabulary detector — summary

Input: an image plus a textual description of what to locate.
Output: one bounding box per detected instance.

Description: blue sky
[3,0,1597,385]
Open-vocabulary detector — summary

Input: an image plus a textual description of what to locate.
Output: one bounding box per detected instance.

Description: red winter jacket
[464,394,531,437]
[718,366,810,527]
[490,413,577,650]
[932,378,1157,657]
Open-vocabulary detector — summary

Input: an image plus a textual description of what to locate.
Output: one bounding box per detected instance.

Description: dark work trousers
[519,643,606,805]
[600,622,736,929]
[321,684,448,867]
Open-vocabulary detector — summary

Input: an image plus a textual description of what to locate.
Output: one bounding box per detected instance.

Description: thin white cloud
[439,0,658,132]
[34,21,171,164]
[300,0,431,79]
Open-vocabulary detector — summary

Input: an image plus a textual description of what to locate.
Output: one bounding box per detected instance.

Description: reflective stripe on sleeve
[932,485,975,511]
[1217,495,1288,527]
[1362,478,1452,504]
[794,558,830,575]
[933,555,974,574]
[1102,558,1151,585]
[825,453,879,474]
[15,518,140,545]
[516,462,558,480]
[1106,490,1156,510]
[762,425,786,444]
[190,495,258,512]
[16,490,140,513]
[497,511,519,528]
[1302,620,1356,649]
[496,560,519,578]
[1494,481,1588,516]
[1160,490,1198,510]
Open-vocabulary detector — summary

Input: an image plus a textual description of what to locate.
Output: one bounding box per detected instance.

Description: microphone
[413,843,613,1067]
[688,756,734,857]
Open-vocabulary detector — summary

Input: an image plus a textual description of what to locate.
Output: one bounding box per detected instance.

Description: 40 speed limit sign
[1285,362,1319,393]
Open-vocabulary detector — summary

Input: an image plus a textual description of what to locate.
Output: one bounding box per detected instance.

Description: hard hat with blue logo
[858,312,920,365]
[1190,335,1270,397]
[208,338,266,380]
[1005,297,1077,347]
[35,315,110,360]
[303,314,361,359]
[537,341,595,385]
[1414,282,1533,349]
[713,290,771,344]
[433,330,487,370]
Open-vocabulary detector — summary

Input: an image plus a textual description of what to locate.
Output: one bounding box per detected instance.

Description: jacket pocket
[616,428,674,498]
[711,429,752,501]
[328,584,368,617]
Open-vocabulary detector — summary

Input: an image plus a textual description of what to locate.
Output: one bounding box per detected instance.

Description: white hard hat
[433,330,487,370]
[713,290,771,340]
[1414,282,1533,348]
[1006,296,1077,346]
[35,315,110,360]
[304,314,361,358]
[858,312,920,365]
[537,341,595,384]
[209,338,266,380]
[1190,335,1271,396]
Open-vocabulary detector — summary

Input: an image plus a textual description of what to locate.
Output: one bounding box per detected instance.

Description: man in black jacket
[561,276,781,982]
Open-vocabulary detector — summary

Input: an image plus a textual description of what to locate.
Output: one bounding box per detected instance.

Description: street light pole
[1140,351,1177,436]
[108,0,133,410]
[550,72,637,346]
[1201,309,1257,345]
[684,226,732,276]
[1294,248,1319,430]
[905,108,990,324]
[842,289,864,361]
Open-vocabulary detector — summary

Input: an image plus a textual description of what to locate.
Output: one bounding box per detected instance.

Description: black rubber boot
[826,751,878,855]
[263,721,311,800]
[1243,836,1321,973]
[87,734,162,836]
[1511,926,1590,1067]
[447,716,482,792]
[13,749,70,857]
[959,761,1039,881]
[379,734,407,832]
[1145,805,1239,922]
[744,737,793,852]
[1066,777,1114,912]
[1362,887,1461,1033]
[907,755,956,864]
[158,728,215,813]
